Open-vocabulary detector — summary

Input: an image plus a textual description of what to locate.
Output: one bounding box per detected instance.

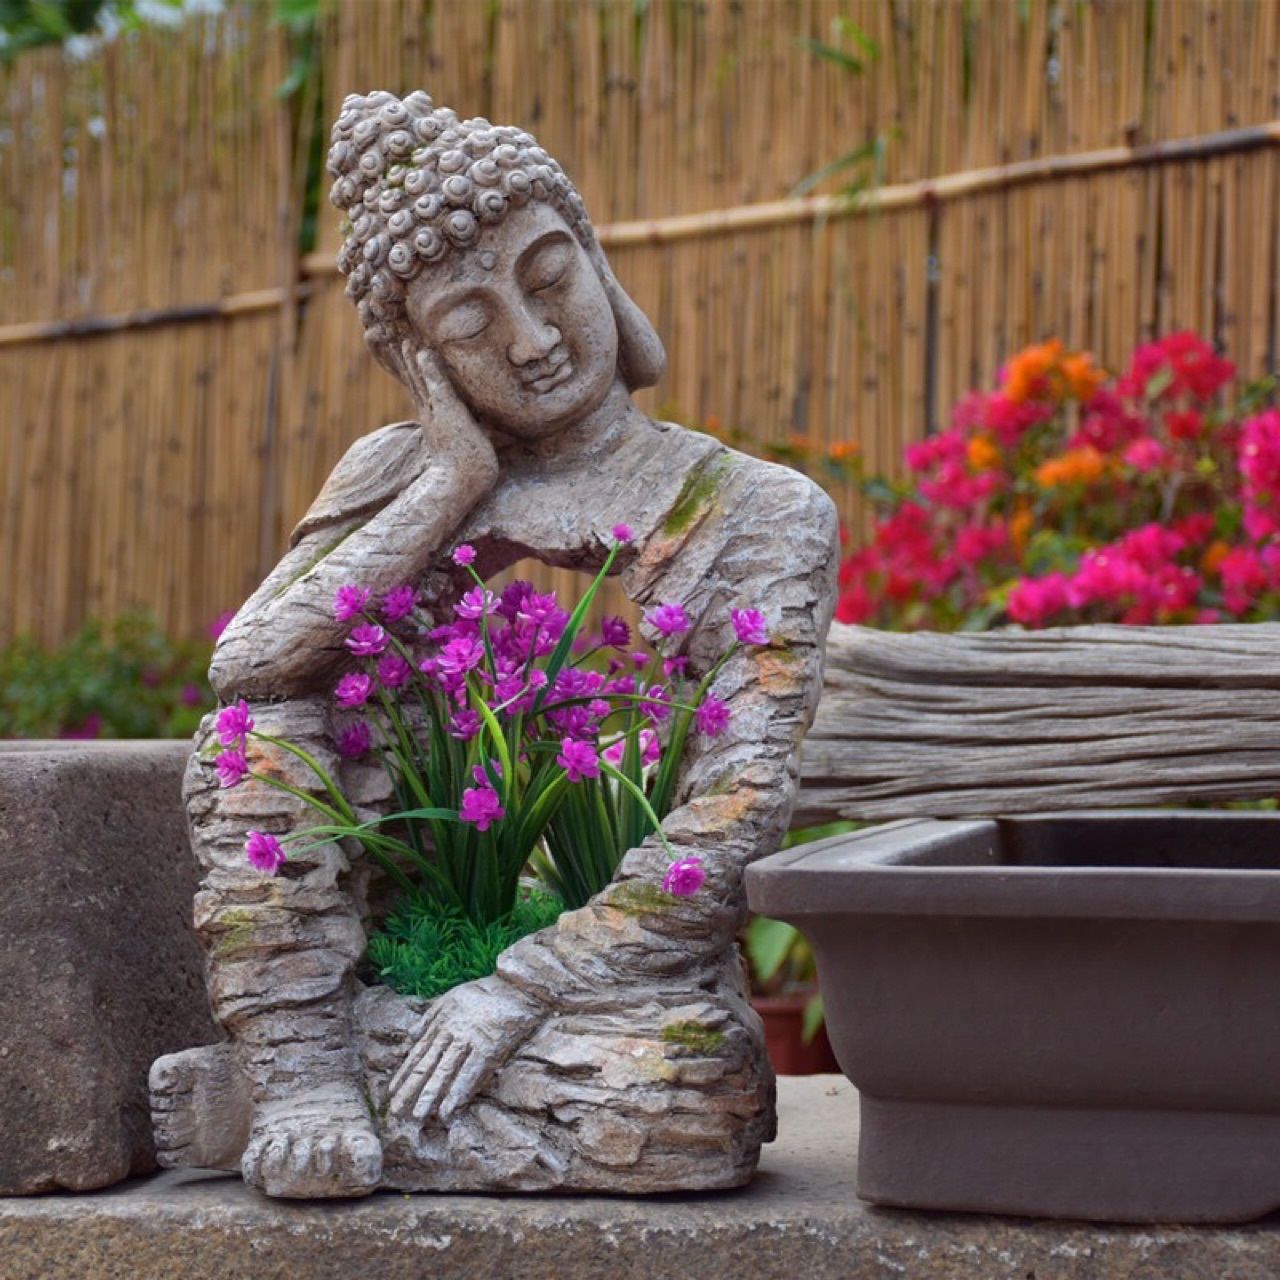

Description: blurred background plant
[835,332,1277,632]
[0,612,213,739]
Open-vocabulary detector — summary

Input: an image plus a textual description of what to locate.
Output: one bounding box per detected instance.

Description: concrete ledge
[4,1078,1280,1279]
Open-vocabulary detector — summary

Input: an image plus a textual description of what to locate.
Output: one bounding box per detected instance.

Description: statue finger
[388,1022,445,1100]
[411,1037,471,1122]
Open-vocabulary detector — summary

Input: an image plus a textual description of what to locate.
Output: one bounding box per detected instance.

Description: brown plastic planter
[746,812,1280,1223]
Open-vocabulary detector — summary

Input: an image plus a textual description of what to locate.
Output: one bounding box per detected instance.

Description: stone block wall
[0,742,220,1194]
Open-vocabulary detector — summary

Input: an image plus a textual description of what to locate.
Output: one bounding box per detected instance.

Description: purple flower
[448,709,482,741]
[381,585,418,622]
[376,654,414,689]
[460,785,505,831]
[496,579,534,621]
[663,656,690,679]
[518,590,563,626]
[730,608,770,647]
[472,760,503,787]
[182,683,204,707]
[604,673,636,696]
[455,586,496,621]
[208,610,235,641]
[695,695,731,738]
[612,523,634,543]
[602,728,660,768]
[452,544,477,567]
[334,585,371,623]
[492,669,526,706]
[335,672,375,709]
[662,854,705,897]
[600,616,630,649]
[548,704,597,738]
[337,721,372,759]
[215,699,254,747]
[501,668,547,714]
[437,634,486,679]
[645,602,690,637]
[553,667,604,701]
[346,624,389,658]
[643,683,672,724]
[215,748,249,788]
[245,830,287,874]
[556,737,601,783]
[631,650,652,670]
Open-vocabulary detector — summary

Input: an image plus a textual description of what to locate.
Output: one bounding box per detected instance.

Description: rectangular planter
[746,812,1280,1223]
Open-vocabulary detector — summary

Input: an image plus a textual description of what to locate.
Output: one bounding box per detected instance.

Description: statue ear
[594,252,666,390]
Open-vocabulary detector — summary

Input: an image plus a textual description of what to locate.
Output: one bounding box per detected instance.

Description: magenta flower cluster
[216,524,773,915]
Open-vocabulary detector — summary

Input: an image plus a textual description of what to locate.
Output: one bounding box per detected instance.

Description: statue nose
[507,302,561,366]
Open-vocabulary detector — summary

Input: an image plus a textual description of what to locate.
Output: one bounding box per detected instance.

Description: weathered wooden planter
[747,810,1280,1223]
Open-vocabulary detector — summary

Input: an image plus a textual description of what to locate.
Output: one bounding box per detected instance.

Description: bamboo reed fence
[2,0,1278,647]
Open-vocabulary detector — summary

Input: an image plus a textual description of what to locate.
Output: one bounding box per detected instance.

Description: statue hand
[401,342,499,491]
[388,974,542,1125]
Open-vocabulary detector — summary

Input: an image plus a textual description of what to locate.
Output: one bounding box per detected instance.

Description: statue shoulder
[290,421,427,547]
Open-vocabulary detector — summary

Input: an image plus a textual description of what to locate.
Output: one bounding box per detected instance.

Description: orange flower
[1009,504,1034,557]
[1033,445,1106,489]
[1200,539,1231,576]
[1003,339,1064,404]
[1060,352,1105,402]
[828,440,861,462]
[966,433,1002,472]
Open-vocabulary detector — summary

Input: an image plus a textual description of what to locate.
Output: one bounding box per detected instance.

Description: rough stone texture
[10,1079,1280,1280]
[153,89,840,1199]
[0,742,221,1195]
[797,620,1280,826]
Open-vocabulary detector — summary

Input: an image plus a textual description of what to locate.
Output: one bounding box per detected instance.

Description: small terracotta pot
[747,811,1280,1223]
[752,992,840,1076]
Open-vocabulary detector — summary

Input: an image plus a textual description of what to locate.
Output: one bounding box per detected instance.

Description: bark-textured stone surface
[152,90,840,1199]
[0,742,220,1194]
[13,1079,1280,1280]
[796,620,1280,825]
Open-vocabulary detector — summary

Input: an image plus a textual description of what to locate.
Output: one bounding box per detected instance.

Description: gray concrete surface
[4,1077,1280,1279]
[0,741,219,1194]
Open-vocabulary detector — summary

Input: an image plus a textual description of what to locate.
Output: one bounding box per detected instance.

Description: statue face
[406,202,620,440]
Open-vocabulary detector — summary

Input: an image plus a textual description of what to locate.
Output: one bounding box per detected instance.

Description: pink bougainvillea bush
[836,332,1279,631]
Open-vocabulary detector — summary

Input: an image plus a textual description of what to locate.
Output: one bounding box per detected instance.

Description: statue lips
[523,350,573,395]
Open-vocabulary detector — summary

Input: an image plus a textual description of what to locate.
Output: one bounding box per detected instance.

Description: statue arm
[498,457,841,999]
[210,348,500,702]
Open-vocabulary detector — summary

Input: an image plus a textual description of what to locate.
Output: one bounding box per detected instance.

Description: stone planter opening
[746,811,1280,1223]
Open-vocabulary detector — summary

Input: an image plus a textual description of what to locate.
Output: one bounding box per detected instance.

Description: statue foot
[242,1080,384,1199]
[150,1043,251,1172]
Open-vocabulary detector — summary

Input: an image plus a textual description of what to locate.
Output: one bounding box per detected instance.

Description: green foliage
[0,612,213,739]
[0,0,179,60]
[365,887,564,1000]
[794,15,895,201]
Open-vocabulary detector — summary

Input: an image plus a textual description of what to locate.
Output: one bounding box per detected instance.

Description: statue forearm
[210,446,498,701]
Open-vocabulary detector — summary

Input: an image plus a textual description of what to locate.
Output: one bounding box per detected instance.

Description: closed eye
[434,300,490,344]
[521,239,574,293]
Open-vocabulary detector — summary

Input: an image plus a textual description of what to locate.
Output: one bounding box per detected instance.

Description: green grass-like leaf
[365,887,564,1000]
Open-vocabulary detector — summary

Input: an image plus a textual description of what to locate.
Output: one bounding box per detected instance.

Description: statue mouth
[523,351,572,393]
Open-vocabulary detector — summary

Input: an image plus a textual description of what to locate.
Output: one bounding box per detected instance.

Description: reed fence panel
[2,0,1278,647]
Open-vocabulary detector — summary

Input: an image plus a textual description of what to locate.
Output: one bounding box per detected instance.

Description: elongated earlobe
[594,253,666,390]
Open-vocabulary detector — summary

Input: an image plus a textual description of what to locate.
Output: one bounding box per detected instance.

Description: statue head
[326,91,665,418]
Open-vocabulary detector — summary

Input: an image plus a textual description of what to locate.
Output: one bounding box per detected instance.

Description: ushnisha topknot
[327,90,594,367]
